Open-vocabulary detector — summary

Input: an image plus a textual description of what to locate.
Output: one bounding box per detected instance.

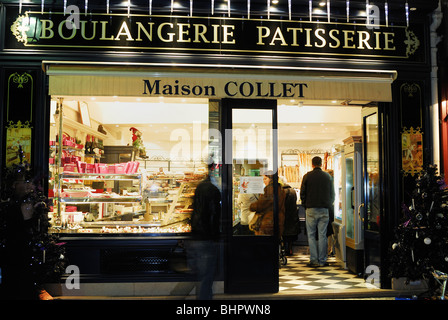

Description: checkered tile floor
[279,247,379,292]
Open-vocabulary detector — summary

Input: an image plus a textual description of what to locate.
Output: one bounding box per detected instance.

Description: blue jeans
[305,208,329,265]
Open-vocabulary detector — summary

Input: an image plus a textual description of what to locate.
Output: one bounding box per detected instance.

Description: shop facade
[0,0,441,296]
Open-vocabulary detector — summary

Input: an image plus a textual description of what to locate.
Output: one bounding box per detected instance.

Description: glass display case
[343,136,363,250]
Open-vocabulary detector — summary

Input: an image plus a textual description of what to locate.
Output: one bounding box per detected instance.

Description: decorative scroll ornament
[11,72,31,88]
[6,120,33,129]
[11,15,28,44]
[405,29,420,57]
[402,82,419,97]
[401,127,423,177]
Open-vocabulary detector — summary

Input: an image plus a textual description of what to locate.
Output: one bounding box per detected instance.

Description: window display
[48,97,217,234]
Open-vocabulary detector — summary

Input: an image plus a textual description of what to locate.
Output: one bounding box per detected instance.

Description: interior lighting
[267,0,270,19]
[405,1,410,27]
[366,0,369,25]
[385,0,389,27]
[309,0,312,21]
[346,0,349,22]
[288,0,291,20]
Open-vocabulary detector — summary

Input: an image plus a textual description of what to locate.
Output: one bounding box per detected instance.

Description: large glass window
[48,97,219,234]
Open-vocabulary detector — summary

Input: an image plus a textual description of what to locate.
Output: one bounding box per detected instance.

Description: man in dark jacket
[187,164,221,299]
[300,156,335,267]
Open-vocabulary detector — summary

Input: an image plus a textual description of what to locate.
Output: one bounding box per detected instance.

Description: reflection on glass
[334,153,343,221]
[366,115,380,231]
[345,157,354,240]
[231,109,274,236]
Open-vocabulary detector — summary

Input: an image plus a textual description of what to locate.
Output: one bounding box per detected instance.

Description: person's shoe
[319,262,330,267]
[307,262,319,268]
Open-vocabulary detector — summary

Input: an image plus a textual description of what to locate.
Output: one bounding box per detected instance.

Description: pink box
[107,164,115,173]
[76,161,84,173]
[98,164,108,173]
[85,164,95,173]
[133,161,139,173]
[63,164,77,172]
[115,164,125,174]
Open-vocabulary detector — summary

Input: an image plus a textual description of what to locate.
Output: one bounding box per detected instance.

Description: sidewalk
[51,287,415,300]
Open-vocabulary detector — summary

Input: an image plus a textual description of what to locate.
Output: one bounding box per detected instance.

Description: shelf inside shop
[59,196,142,203]
[61,172,141,180]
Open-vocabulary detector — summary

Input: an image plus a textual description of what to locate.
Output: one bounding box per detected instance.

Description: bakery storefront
[0,1,439,296]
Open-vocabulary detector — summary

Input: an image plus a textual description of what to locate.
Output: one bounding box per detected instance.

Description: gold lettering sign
[8,12,423,61]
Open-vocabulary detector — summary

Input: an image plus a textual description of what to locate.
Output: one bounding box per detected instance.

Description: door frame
[221,98,280,294]
[362,105,387,287]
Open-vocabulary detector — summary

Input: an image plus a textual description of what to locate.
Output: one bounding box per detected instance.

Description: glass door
[362,106,383,284]
[345,156,355,243]
[222,98,279,294]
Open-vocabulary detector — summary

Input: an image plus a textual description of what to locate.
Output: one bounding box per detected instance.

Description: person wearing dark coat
[186,164,221,299]
[281,181,299,256]
[300,156,335,267]
[249,174,286,237]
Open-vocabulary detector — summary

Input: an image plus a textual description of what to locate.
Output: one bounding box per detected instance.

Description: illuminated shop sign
[48,73,392,101]
[142,79,308,98]
[9,12,423,61]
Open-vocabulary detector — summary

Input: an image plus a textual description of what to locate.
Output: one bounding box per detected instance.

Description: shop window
[48,97,219,234]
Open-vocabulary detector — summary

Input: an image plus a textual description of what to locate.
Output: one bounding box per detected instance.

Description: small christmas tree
[389,165,448,297]
[0,147,67,300]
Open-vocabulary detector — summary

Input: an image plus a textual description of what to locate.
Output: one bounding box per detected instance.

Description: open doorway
[277,99,377,292]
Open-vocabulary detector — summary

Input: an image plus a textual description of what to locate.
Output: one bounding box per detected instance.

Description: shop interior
[48,96,366,240]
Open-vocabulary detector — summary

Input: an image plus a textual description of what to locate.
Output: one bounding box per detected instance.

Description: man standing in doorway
[300,156,335,267]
